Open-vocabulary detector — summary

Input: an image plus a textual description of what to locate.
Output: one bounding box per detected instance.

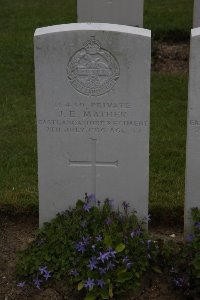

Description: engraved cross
[68,138,118,196]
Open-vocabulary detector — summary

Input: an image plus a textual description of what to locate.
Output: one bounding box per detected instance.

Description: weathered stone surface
[34,23,151,226]
[193,0,200,28]
[185,28,200,234]
[77,0,144,27]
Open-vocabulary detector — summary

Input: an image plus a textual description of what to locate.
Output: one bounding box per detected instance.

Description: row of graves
[35,0,200,235]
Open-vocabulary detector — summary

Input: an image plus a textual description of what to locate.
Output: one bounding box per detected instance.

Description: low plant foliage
[157,208,200,298]
[16,195,157,299]
[16,198,200,299]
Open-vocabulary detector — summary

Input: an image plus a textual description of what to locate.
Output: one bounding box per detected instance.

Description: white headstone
[34,23,151,226]
[77,0,144,27]
[193,0,200,28]
[185,28,200,234]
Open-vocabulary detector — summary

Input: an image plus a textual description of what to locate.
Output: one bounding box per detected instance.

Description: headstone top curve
[191,27,200,37]
[34,23,151,38]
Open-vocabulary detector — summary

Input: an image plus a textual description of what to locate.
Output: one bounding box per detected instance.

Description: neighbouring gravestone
[77,0,144,27]
[185,28,200,234]
[193,0,200,28]
[34,23,151,226]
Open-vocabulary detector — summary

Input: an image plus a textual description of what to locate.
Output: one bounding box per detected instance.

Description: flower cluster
[16,195,156,299]
[33,266,51,289]
[17,266,51,290]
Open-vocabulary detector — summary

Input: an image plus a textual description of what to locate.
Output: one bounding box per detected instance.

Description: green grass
[150,73,187,225]
[0,0,189,223]
[144,0,193,40]
[0,0,76,214]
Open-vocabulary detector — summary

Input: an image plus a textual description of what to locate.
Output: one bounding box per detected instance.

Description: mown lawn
[0,0,189,223]
[150,73,187,224]
[144,0,193,39]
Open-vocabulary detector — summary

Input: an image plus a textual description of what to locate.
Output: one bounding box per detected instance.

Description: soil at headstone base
[0,40,190,299]
[152,41,189,74]
[0,214,187,300]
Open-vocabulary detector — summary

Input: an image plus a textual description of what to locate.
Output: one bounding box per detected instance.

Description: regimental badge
[67,37,120,96]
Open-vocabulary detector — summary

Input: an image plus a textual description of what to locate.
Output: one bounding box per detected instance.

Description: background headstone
[34,23,151,226]
[193,0,200,28]
[185,28,200,234]
[77,0,144,27]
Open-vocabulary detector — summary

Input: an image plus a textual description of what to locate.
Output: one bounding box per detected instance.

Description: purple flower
[107,247,116,258]
[126,262,133,269]
[17,281,25,288]
[39,266,51,280]
[173,277,184,287]
[70,269,79,276]
[88,194,96,203]
[131,226,142,238]
[146,214,151,222]
[107,261,115,270]
[123,256,133,269]
[98,251,110,263]
[96,279,105,288]
[88,257,98,270]
[83,203,91,212]
[99,267,107,275]
[97,249,116,264]
[33,277,42,289]
[75,241,86,253]
[122,201,130,210]
[43,271,51,281]
[96,235,102,242]
[84,278,95,289]
[82,236,90,246]
[39,266,47,275]
[147,214,151,222]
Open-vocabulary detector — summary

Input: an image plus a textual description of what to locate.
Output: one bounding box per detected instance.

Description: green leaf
[117,272,133,283]
[76,200,84,209]
[84,292,96,300]
[78,281,84,291]
[100,287,109,299]
[135,272,140,278]
[115,243,125,253]
[152,266,162,274]
[104,235,112,247]
[109,283,113,298]
[116,268,127,276]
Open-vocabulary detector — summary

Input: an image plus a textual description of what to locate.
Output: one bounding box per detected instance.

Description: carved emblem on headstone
[67,37,120,96]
